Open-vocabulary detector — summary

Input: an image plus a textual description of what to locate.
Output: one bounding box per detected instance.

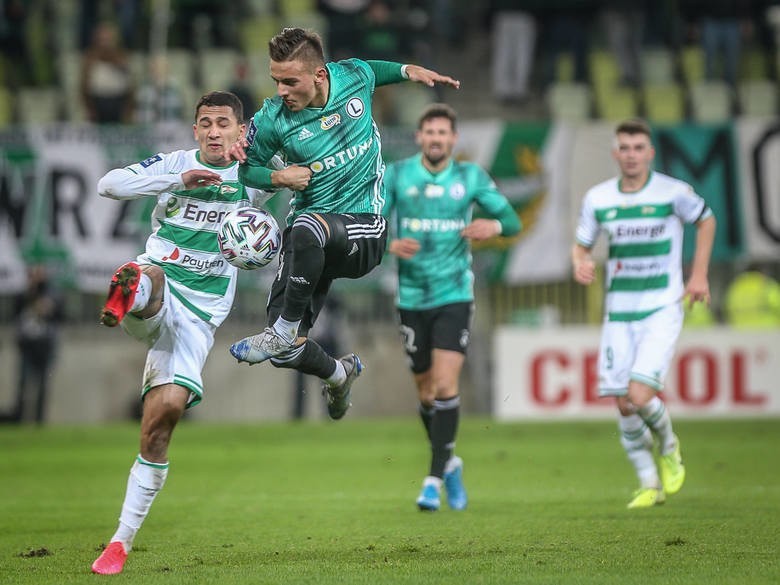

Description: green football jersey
[245,59,385,225]
[383,154,514,310]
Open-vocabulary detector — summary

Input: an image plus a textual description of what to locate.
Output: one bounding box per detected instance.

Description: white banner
[0,125,194,293]
[494,326,780,419]
[736,120,780,259]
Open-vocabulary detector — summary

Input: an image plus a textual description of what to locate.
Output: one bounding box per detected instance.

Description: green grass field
[1,418,778,584]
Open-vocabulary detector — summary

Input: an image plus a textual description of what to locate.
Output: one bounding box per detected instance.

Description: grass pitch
[0,418,778,584]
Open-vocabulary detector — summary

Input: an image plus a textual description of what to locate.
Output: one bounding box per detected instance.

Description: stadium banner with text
[2,121,780,293]
[735,120,780,260]
[0,125,192,293]
[493,326,780,420]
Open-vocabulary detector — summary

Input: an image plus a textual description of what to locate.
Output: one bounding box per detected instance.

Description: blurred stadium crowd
[0,0,779,329]
[1,0,780,125]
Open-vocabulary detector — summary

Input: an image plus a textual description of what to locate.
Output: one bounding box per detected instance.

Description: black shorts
[267,212,387,335]
[398,301,474,374]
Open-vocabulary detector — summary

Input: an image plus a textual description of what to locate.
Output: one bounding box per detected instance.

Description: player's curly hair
[269,27,325,67]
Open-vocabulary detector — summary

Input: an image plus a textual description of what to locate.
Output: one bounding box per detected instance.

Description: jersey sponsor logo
[424,184,445,198]
[615,224,667,239]
[162,247,181,261]
[615,260,662,274]
[401,217,466,233]
[179,254,225,271]
[346,97,365,119]
[298,127,314,141]
[246,119,258,146]
[320,113,341,130]
[309,137,373,173]
[165,197,181,218]
[183,202,230,224]
[449,183,466,200]
[140,154,162,168]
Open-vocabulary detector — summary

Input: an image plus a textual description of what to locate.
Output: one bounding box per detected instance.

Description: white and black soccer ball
[217,207,282,270]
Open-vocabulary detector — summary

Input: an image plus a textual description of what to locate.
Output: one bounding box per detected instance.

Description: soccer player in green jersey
[226,27,460,420]
[90,92,274,574]
[383,104,521,511]
[572,118,716,509]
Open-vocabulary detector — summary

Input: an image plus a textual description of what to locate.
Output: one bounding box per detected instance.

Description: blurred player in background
[91,91,274,574]
[572,118,716,509]
[225,27,460,420]
[383,103,521,511]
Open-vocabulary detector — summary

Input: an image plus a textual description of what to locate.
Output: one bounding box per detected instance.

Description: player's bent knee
[291,214,327,250]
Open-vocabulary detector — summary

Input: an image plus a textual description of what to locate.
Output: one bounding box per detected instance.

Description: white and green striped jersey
[575,171,712,322]
[99,149,270,326]
[244,59,385,224]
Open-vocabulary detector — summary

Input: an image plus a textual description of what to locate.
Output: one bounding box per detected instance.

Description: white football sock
[637,396,677,455]
[130,273,152,313]
[272,316,300,344]
[325,359,347,387]
[619,414,660,489]
[111,456,168,551]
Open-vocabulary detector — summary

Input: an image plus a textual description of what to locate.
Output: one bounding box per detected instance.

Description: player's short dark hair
[195,91,244,122]
[615,118,651,138]
[269,27,325,67]
[417,103,458,131]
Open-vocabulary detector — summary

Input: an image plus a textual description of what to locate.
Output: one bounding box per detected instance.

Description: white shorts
[598,303,683,397]
[121,279,216,408]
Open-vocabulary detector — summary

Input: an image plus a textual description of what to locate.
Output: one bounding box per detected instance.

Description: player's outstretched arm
[404,64,460,89]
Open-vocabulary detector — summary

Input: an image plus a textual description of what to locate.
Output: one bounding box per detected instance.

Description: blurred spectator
[170,0,242,49]
[6,265,62,424]
[318,0,371,60]
[488,0,537,103]
[361,0,404,124]
[537,0,595,87]
[227,57,258,122]
[600,0,646,87]
[81,21,135,124]
[724,262,780,328]
[685,0,753,87]
[134,54,186,125]
[0,0,33,88]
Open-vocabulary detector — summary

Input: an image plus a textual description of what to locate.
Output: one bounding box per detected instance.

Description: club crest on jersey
[165,197,180,218]
[346,97,365,119]
[220,184,239,195]
[320,113,341,130]
[449,183,466,200]
[140,154,162,168]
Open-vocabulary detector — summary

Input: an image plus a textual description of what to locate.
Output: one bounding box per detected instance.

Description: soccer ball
[217,207,282,270]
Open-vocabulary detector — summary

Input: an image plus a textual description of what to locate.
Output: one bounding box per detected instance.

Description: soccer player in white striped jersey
[91,91,274,574]
[572,118,716,509]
